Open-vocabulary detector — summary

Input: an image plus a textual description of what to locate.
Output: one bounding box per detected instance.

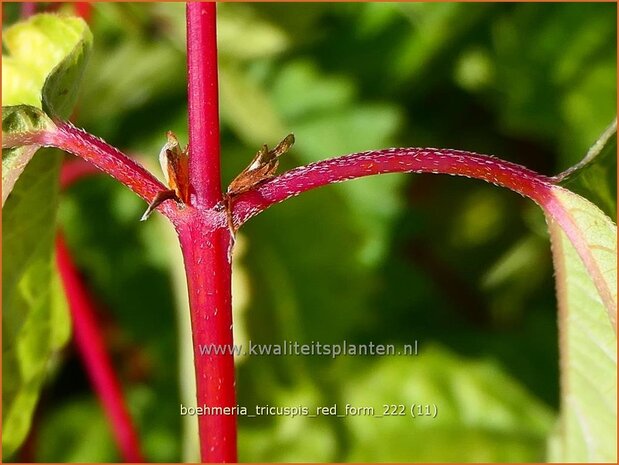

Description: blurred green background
[3,2,616,462]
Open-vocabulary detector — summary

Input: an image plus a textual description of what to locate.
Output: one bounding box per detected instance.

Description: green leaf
[1,13,90,458]
[2,105,56,205]
[340,347,554,462]
[545,187,617,462]
[1,57,42,108]
[2,14,92,201]
[239,346,554,462]
[2,105,55,134]
[2,150,69,459]
[2,13,92,118]
[41,32,92,120]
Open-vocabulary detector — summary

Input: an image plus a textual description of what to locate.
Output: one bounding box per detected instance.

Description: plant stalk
[186,1,221,209]
[230,147,556,227]
[46,123,168,205]
[184,2,237,462]
[175,217,236,463]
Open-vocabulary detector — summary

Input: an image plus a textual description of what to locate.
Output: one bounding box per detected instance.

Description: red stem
[186,1,222,209]
[229,145,614,325]
[56,234,145,463]
[37,122,181,220]
[174,216,235,463]
[48,122,164,202]
[231,147,556,227]
[184,2,237,462]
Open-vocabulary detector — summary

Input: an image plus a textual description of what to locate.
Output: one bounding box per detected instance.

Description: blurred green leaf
[35,387,175,462]
[341,347,554,461]
[290,103,403,264]
[2,151,69,459]
[78,38,185,132]
[269,59,404,264]
[490,3,616,166]
[218,3,290,60]
[219,64,287,147]
[271,60,356,120]
[36,396,119,462]
[545,188,616,461]
[2,13,91,458]
[391,3,490,84]
[482,234,551,326]
[240,345,555,462]
[239,382,337,462]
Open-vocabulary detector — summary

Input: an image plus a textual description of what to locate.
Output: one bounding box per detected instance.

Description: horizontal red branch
[229,146,618,326]
[46,123,165,202]
[230,147,556,227]
[15,121,183,220]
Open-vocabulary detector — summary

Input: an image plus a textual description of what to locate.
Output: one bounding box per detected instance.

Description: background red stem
[56,234,145,463]
[73,2,92,22]
[184,2,237,462]
[20,2,37,18]
[60,157,100,188]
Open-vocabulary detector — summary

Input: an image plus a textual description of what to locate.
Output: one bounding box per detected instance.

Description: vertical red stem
[56,234,145,463]
[185,2,237,462]
[176,218,236,463]
[187,1,221,208]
